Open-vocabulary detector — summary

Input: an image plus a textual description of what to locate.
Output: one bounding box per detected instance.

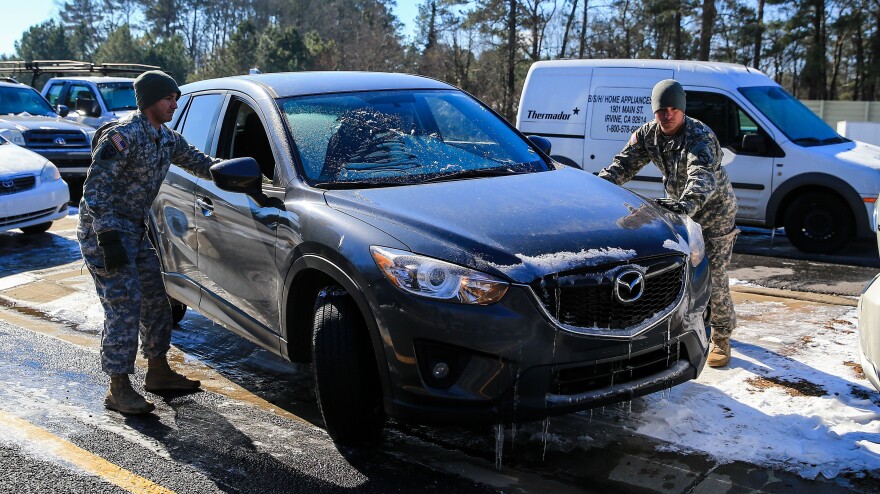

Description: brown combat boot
[707,338,731,368]
[144,356,200,392]
[105,374,155,414]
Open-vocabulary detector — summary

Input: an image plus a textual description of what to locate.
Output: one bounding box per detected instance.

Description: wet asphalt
[0,217,878,493]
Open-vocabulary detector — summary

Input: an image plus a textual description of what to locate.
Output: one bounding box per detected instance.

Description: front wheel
[170,299,187,325]
[312,287,385,445]
[20,222,52,234]
[783,192,854,254]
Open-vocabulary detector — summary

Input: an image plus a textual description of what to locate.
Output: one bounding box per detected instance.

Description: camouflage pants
[78,220,173,375]
[705,227,739,342]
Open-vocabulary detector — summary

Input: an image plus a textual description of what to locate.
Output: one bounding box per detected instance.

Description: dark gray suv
[150,72,711,445]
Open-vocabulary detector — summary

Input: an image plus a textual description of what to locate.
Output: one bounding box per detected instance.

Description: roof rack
[0,60,160,86]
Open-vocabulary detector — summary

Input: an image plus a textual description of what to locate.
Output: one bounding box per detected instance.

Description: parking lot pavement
[0,214,878,492]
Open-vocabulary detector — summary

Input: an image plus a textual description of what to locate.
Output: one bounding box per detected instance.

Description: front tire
[312,287,385,445]
[20,222,52,234]
[170,300,187,325]
[783,192,854,254]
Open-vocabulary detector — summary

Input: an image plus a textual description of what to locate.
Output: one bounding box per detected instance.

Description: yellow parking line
[0,409,175,494]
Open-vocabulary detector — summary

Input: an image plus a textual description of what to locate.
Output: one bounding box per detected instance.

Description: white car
[858,194,880,391]
[0,135,69,234]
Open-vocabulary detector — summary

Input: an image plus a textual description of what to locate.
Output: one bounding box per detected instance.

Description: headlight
[684,216,706,265]
[370,246,509,305]
[0,128,25,146]
[40,162,61,183]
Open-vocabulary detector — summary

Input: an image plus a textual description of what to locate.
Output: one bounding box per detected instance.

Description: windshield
[281,89,549,187]
[98,82,137,111]
[738,86,845,147]
[0,86,56,116]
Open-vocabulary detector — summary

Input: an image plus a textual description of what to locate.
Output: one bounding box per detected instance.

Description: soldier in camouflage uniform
[598,79,739,368]
[78,71,222,414]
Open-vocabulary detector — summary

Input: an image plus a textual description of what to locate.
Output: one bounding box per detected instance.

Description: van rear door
[584,67,673,198]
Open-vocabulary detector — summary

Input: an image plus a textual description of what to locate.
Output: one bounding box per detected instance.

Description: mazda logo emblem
[54,137,66,145]
[614,270,645,304]
[1,179,13,188]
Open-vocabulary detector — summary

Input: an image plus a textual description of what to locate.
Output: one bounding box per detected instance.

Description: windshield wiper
[420,167,520,183]
[312,179,411,190]
[820,136,848,144]
[792,137,821,145]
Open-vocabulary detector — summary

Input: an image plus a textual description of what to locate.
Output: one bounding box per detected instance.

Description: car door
[152,92,223,298]
[194,94,284,349]
[685,90,781,222]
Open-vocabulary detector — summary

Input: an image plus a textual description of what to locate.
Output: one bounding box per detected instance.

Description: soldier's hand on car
[96,230,128,270]
[655,198,688,215]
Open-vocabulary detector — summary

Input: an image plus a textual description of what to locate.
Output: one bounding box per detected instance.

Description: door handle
[196,197,214,217]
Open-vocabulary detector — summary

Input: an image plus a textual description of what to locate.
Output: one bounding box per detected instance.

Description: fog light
[432,362,450,380]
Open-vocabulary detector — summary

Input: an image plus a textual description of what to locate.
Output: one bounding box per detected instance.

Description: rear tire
[312,287,385,445]
[783,192,853,254]
[20,222,52,234]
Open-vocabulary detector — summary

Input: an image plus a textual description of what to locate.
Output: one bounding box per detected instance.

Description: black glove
[655,198,688,215]
[96,230,128,270]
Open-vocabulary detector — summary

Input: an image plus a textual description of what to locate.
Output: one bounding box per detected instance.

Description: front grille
[0,175,36,195]
[552,342,688,395]
[24,129,88,148]
[0,207,54,227]
[532,255,685,330]
[51,158,91,168]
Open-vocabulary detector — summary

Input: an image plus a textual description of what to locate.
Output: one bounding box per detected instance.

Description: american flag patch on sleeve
[110,133,127,152]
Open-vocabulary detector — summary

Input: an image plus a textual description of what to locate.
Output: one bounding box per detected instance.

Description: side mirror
[741,134,766,154]
[56,105,69,118]
[528,135,552,155]
[210,157,262,195]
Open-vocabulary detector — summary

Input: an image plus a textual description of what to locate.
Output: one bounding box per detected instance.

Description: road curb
[731,284,858,307]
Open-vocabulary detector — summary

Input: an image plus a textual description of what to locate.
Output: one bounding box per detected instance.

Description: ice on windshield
[738,86,841,146]
[282,89,547,186]
[0,86,56,116]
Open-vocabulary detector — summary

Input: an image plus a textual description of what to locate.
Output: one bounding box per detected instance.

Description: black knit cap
[134,70,180,110]
[651,79,686,113]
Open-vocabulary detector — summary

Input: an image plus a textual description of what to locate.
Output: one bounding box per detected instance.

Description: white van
[517,59,880,253]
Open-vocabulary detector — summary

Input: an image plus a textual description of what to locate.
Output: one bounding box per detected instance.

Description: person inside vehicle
[598,79,739,368]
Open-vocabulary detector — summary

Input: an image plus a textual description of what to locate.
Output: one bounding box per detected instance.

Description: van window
[44,83,64,106]
[738,86,846,147]
[66,84,100,117]
[178,93,224,153]
[687,91,779,157]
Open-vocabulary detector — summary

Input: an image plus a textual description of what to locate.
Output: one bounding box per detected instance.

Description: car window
[0,85,56,116]
[281,89,548,187]
[44,83,64,106]
[97,82,136,111]
[217,99,275,181]
[687,90,772,155]
[65,84,99,116]
[178,93,224,154]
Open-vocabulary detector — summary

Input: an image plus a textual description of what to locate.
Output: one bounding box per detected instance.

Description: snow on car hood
[0,142,49,175]
[325,167,689,283]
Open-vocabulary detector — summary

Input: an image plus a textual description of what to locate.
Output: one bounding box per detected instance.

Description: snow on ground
[620,299,880,480]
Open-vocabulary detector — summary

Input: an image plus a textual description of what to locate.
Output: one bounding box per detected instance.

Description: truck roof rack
[0,60,161,86]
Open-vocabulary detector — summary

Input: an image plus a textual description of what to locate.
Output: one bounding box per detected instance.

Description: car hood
[0,143,49,175]
[324,167,690,284]
[0,115,93,132]
[812,140,880,171]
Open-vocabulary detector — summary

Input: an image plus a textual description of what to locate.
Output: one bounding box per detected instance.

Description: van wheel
[312,287,385,445]
[20,222,52,234]
[783,192,853,254]
[170,299,187,325]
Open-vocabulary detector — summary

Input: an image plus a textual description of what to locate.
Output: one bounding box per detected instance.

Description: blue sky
[1,1,419,57]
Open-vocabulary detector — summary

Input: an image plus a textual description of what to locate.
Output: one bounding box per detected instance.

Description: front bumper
[858,274,880,392]
[0,178,69,231]
[370,256,711,425]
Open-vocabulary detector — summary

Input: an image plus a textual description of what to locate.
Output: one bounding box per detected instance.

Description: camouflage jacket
[598,116,737,235]
[80,111,220,234]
